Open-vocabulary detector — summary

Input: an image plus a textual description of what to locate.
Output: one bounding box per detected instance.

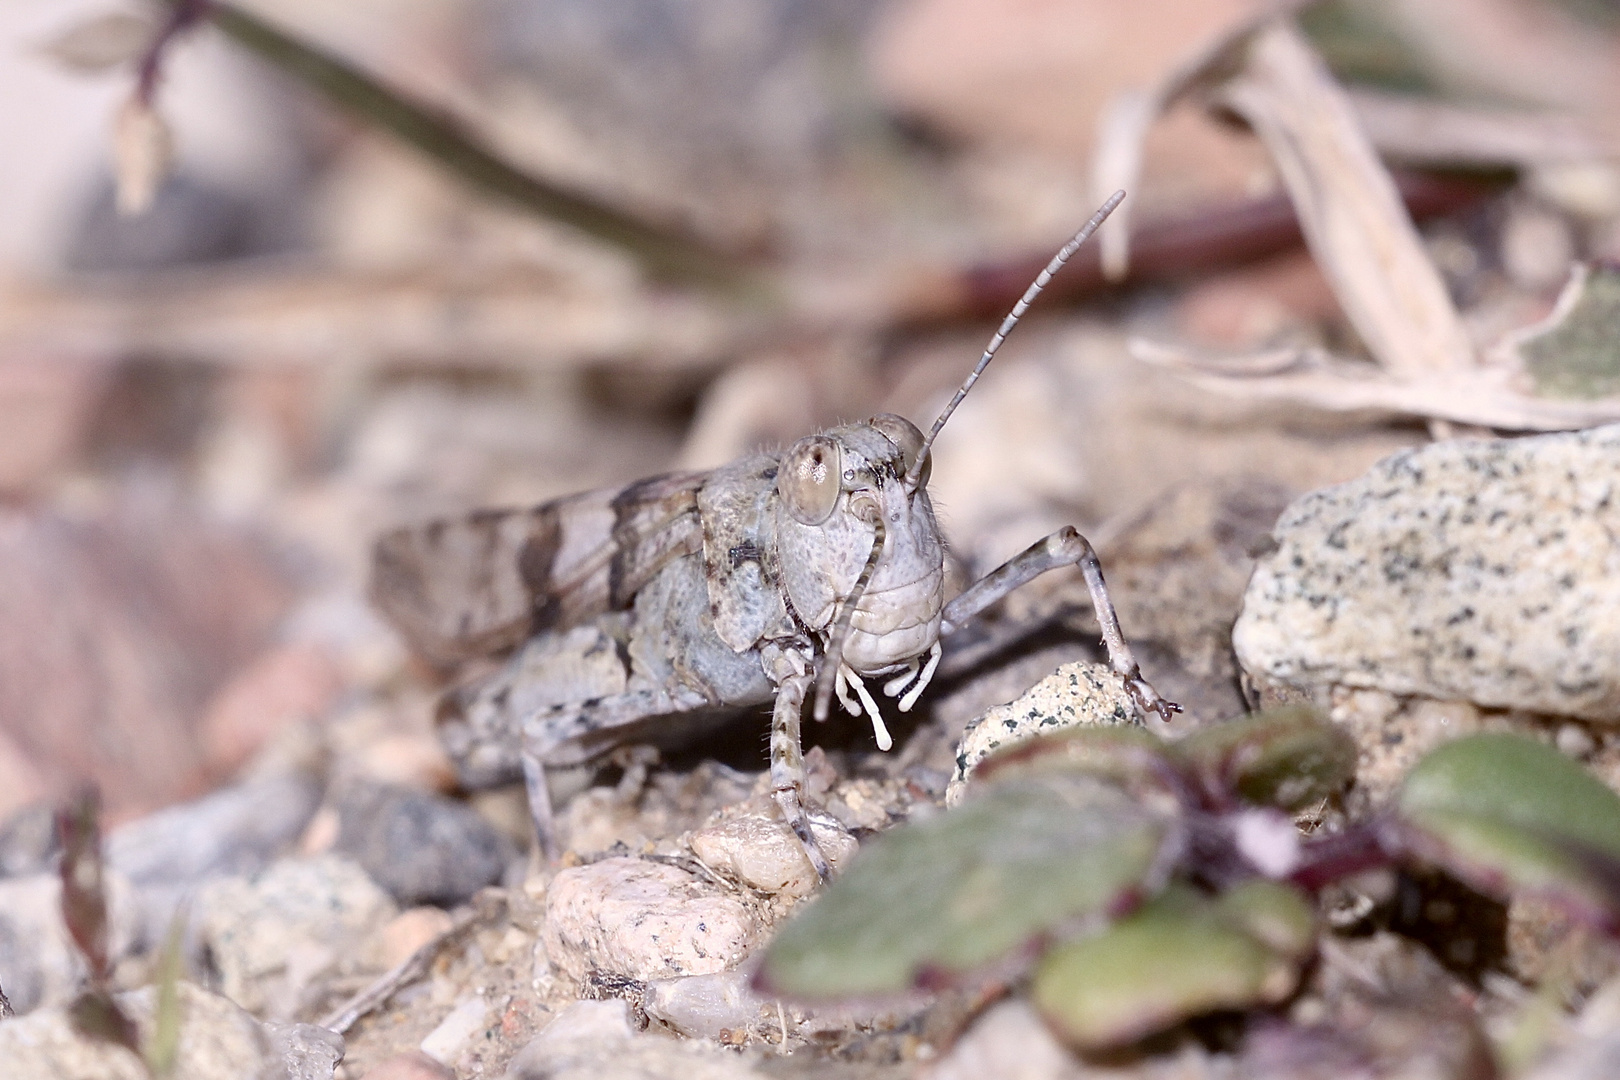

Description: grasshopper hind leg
[520,752,560,865]
[516,685,712,868]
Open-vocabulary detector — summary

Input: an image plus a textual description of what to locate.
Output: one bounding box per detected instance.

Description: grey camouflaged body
[369,198,1170,880]
[380,425,954,790]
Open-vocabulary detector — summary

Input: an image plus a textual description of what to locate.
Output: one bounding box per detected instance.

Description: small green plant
[756,708,1620,1052]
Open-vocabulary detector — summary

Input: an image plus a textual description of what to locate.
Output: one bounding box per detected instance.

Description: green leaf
[973,724,1172,791]
[756,773,1176,999]
[1171,706,1357,810]
[1031,881,1315,1050]
[1521,265,1620,400]
[1397,733,1620,925]
[145,913,186,1078]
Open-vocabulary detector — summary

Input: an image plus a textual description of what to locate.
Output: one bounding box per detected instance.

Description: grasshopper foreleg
[763,644,834,883]
[939,527,1179,724]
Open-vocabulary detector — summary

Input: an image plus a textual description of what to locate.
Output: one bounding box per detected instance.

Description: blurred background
[1,0,1617,829]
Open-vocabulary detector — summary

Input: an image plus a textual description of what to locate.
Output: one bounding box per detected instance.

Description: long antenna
[903,190,1126,491]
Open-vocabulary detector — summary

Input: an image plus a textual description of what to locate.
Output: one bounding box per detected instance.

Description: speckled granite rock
[1235,426,1620,722]
[946,662,1137,806]
[542,858,757,983]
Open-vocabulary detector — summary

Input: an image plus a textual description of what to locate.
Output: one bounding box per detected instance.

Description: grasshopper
[370,192,1175,880]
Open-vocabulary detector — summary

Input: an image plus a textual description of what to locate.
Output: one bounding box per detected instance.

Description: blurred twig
[170,1,755,292]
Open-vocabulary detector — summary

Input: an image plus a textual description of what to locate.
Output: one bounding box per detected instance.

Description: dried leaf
[57,787,112,983]
[39,11,159,74]
[754,773,1177,1000]
[69,988,143,1061]
[113,95,173,217]
[1130,337,1620,430]
[1091,9,1507,424]
[1348,88,1613,169]
[1215,23,1475,377]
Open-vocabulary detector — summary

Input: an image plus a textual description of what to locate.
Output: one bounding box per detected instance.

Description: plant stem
[183,1,755,291]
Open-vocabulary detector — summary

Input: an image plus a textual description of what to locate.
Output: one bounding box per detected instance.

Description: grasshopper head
[775,415,944,674]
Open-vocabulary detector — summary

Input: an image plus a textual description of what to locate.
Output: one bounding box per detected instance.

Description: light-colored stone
[1235,426,1620,722]
[195,855,397,1019]
[504,999,767,1080]
[689,810,856,898]
[352,732,459,794]
[642,970,765,1040]
[923,999,1080,1080]
[262,1020,345,1080]
[419,994,490,1066]
[542,857,757,983]
[0,981,334,1080]
[946,662,1137,805]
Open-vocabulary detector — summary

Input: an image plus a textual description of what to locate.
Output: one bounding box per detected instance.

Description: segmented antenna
[903,190,1126,491]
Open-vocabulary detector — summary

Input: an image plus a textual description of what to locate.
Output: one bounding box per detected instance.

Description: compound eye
[868,413,930,487]
[778,436,842,525]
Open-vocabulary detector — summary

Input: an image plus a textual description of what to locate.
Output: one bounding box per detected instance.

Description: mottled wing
[370,472,708,665]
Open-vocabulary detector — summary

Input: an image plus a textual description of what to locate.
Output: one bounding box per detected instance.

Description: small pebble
[375,906,456,969]
[689,810,855,897]
[543,857,757,983]
[947,661,1137,805]
[420,995,490,1066]
[334,781,513,907]
[1557,722,1597,760]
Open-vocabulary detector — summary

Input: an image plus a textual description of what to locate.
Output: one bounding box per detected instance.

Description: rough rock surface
[333,781,514,907]
[195,855,397,1019]
[543,858,757,983]
[946,662,1137,805]
[0,981,339,1080]
[688,809,857,898]
[1235,426,1620,721]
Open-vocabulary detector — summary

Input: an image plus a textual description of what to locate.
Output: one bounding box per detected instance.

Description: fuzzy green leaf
[1171,706,1357,809]
[972,724,1171,791]
[1032,881,1315,1050]
[1397,733,1620,926]
[756,773,1175,999]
